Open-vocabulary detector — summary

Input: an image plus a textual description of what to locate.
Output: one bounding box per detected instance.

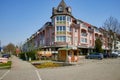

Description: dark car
[86,53,103,60]
[103,53,110,58]
[2,53,11,58]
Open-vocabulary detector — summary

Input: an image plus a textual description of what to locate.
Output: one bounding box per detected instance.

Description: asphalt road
[0,56,120,80]
[38,58,120,80]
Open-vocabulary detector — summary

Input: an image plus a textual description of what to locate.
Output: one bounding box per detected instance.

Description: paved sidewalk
[1,56,40,80]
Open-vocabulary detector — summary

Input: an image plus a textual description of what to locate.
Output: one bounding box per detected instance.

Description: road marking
[35,70,42,80]
[0,70,10,80]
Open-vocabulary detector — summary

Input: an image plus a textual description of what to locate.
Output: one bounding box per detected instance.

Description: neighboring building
[22,0,110,55]
[115,41,120,51]
[112,34,120,52]
[110,33,120,52]
[16,47,21,56]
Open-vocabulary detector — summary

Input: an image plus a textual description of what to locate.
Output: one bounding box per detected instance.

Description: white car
[112,52,120,57]
[118,52,120,57]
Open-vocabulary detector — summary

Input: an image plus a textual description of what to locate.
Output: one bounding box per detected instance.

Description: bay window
[81,38,87,43]
[56,36,66,42]
[56,26,66,31]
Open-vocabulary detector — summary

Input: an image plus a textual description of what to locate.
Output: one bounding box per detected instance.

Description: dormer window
[68,7,71,13]
[59,6,63,11]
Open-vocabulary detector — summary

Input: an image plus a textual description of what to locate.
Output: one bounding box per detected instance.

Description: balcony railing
[88,28,94,32]
[56,31,66,35]
[56,21,66,24]
[81,24,87,28]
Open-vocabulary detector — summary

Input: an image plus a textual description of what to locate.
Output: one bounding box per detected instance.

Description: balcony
[94,28,100,33]
[56,31,66,35]
[88,28,94,32]
[71,23,80,28]
[56,21,66,24]
[81,25,87,28]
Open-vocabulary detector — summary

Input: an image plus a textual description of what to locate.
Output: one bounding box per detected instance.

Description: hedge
[19,50,37,60]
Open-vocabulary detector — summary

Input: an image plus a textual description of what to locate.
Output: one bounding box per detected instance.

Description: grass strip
[0,61,12,69]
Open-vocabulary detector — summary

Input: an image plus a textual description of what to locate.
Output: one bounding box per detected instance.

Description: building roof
[51,0,74,18]
[57,0,67,9]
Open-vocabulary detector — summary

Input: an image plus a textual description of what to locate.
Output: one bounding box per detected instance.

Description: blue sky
[0,0,120,46]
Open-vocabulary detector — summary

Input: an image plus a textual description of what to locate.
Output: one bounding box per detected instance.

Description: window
[81,30,87,36]
[57,17,59,21]
[95,28,99,32]
[60,16,62,20]
[63,16,66,20]
[67,36,71,42]
[67,16,71,22]
[63,26,66,31]
[56,16,66,21]
[56,36,66,42]
[66,26,71,32]
[59,6,63,11]
[52,18,54,25]
[81,38,87,43]
[57,26,60,31]
[68,51,72,56]
[60,26,62,31]
[56,26,66,31]
[81,32,87,36]
[68,7,71,13]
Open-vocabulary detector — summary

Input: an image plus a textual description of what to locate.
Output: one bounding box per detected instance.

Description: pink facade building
[23,0,110,54]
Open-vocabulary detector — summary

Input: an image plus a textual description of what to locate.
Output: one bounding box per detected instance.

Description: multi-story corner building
[22,0,110,54]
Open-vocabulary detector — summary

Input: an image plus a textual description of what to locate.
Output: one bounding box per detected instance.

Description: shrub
[33,62,61,68]
[19,52,26,60]
[19,50,37,61]
[26,50,36,60]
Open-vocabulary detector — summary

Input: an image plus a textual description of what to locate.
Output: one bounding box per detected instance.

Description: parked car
[86,53,103,60]
[115,51,120,57]
[110,52,118,58]
[103,53,110,58]
[2,53,11,58]
[118,52,120,57]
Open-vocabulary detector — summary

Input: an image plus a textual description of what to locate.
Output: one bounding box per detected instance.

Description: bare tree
[102,16,120,52]
[3,43,15,54]
[103,16,120,33]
